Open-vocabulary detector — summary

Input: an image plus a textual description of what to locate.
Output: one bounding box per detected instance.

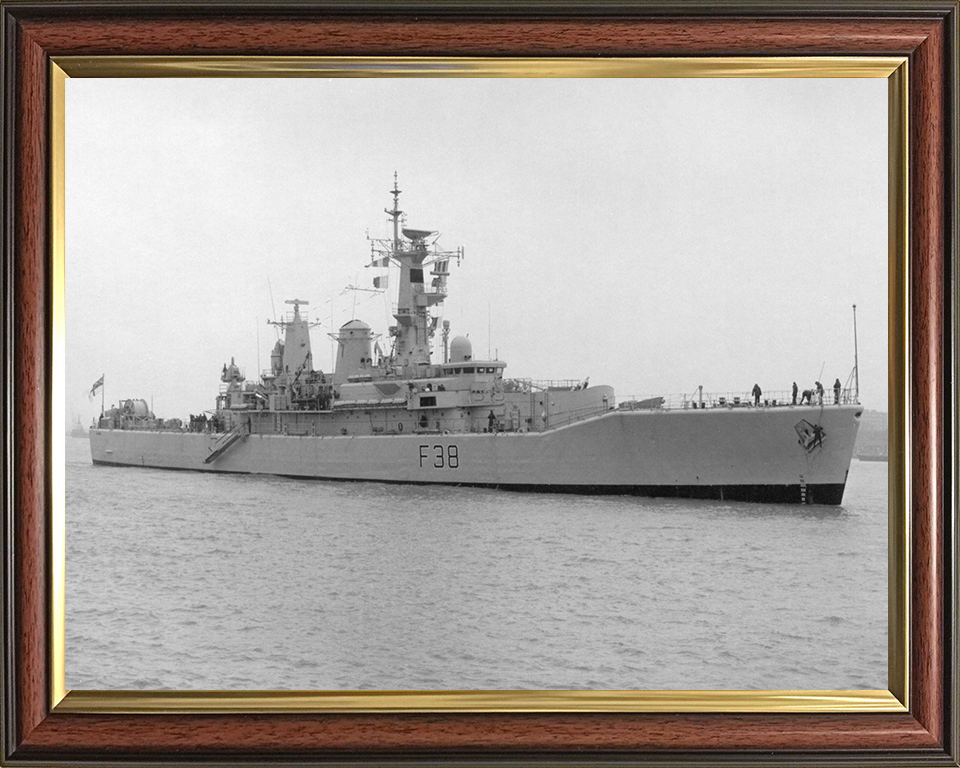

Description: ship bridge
[439,360,505,377]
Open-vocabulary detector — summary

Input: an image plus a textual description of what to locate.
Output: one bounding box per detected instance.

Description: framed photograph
[2,2,957,766]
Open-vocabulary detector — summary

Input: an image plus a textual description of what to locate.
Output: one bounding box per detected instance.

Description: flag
[89,374,103,400]
[373,275,388,289]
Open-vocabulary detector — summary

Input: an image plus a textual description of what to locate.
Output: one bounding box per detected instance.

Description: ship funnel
[334,319,374,383]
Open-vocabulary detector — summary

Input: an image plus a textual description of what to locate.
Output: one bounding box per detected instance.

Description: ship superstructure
[91,179,863,505]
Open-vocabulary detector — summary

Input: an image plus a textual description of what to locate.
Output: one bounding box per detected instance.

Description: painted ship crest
[795,419,827,453]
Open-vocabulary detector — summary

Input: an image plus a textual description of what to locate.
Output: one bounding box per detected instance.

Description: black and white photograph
[64,75,888,691]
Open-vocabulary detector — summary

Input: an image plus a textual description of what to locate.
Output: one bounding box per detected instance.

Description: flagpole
[101,374,105,417]
[852,305,859,403]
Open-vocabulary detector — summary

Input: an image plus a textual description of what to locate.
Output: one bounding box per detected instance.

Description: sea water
[64,436,887,690]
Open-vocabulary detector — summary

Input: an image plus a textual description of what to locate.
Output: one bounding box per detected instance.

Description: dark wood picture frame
[2,2,957,765]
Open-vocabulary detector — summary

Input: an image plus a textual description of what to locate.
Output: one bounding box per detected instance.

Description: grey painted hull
[90,404,861,505]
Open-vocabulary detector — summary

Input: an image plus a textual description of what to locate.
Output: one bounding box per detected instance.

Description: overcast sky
[65,77,887,423]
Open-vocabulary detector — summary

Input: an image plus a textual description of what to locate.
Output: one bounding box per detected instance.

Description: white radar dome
[340,319,372,336]
[450,336,473,362]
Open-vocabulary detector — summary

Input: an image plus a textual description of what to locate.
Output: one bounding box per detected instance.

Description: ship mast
[266,299,322,376]
[386,172,402,253]
[368,177,463,376]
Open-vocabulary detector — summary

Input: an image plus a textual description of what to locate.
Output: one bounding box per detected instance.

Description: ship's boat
[90,179,863,505]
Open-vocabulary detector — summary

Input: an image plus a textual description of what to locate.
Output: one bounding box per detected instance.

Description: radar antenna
[267,298,322,331]
[342,284,384,296]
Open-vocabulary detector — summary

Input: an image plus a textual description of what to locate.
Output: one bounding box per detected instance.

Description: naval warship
[90,180,862,505]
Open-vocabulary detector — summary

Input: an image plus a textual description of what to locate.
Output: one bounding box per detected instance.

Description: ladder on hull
[204,422,248,464]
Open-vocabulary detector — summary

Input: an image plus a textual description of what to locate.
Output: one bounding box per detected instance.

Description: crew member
[488,410,496,432]
[812,423,825,448]
[833,378,842,404]
[752,383,762,406]
[792,382,798,405]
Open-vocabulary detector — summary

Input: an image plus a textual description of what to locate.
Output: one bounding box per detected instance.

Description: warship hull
[90,403,861,505]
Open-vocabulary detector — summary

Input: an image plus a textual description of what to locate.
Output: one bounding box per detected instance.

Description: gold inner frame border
[48,55,910,715]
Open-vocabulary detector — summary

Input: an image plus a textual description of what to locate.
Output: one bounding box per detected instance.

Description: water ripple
[64,437,887,691]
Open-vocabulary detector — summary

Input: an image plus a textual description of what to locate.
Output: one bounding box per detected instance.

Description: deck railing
[502,378,588,393]
[617,388,859,411]
[538,387,859,432]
